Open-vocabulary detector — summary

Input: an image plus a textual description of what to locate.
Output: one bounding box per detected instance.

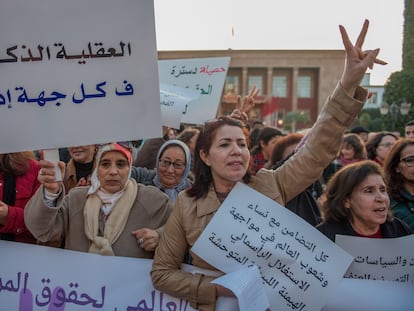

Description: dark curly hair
[383,139,414,202]
[365,131,398,160]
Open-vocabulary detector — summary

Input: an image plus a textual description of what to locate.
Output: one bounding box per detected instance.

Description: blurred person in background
[337,133,367,166]
[349,125,369,143]
[0,151,40,244]
[365,131,398,166]
[250,126,284,173]
[383,139,414,231]
[64,144,97,193]
[177,127,200,179]
[404,120,414,139]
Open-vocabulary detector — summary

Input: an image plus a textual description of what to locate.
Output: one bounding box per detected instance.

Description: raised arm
[255,19,387,204]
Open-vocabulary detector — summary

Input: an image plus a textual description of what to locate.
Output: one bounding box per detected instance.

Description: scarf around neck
[83,179,137,256]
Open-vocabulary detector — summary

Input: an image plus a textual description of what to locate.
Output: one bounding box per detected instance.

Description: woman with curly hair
[365,131,398,166]
[383,139,414,231]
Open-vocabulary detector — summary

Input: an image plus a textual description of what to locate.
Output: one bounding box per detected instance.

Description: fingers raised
[355,19,369,49]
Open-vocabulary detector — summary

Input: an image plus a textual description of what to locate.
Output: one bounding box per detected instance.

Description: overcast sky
[154,0,405,86]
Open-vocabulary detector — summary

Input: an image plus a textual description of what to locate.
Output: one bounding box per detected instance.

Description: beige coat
[151,83,367,311]
[25,182,173,259]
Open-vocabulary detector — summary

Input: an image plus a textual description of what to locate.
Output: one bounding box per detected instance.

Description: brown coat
[24,181,173,259]
[63,158,96,194]
[151,83,367,311]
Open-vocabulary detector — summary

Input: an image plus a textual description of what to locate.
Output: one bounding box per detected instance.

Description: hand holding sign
[38,149,65,194]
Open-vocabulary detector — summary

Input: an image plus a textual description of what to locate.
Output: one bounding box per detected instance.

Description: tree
[284,110,310,132]
[402,0,414,72]
[382,0,414,129]
[383,71,414,106]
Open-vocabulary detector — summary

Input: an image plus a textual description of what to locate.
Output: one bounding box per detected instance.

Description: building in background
[159,49,351,130]
[361,73,385,109]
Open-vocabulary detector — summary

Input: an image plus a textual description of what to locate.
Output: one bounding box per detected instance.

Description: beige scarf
[84,179,137,255]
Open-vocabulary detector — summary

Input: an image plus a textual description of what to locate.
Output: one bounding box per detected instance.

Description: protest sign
[335,234,414,283]
[1,240,413,310]
[192,182,353,311]
[158,57,230,125]
[0,240,196,311]
[159,83,200,129]
[0,0,161,154]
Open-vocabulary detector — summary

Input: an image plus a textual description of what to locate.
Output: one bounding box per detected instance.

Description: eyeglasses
[378,142,394,149]
[159,159,186,170]
[400,156,414,167]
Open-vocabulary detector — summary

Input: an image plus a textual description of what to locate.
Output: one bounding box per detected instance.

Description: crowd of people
[0,19,413,310]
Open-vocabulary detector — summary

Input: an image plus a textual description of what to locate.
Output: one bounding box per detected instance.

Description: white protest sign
[0,0,161,154]
[158,57,230,125]
[321,278,414,311]
[160,83,200,129]
[335,234,414,283]
[1,240,413,311]
[192,182,353,311]
[0,240,196,311]
[211,266,270,311]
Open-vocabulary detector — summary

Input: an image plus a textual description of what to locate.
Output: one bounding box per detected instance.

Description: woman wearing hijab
[131,140,193,202]
[24,143,172,258]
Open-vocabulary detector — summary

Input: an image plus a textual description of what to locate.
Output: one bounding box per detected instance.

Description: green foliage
[403,0,414,71]
[284,110,310,123]
[358,107,411,134]
[358,112,371,129]
[384,71,414,108]
[369,119,385,132]
[359,108,381,131]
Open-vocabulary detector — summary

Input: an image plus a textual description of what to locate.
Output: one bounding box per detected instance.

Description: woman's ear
[344,199,351,209]
[259,140,266,149]
[199,149,211,166]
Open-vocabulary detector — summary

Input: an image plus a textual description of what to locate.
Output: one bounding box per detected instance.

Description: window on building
[297,76,312,98]
[272,76,287,97]
[224,76,239,95]
[248,75,263,93]
[367,92,378,104]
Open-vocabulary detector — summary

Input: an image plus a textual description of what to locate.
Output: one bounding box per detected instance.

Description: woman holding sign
[24,143,173,258]
[151,20,388,311]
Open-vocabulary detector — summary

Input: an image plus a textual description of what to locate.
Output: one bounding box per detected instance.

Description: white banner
[158,57,230,125]
[0,241,196,311]
[192,183,353,311]
[335,234,414,283]
[0,0,162,153]
[1,240,413,310]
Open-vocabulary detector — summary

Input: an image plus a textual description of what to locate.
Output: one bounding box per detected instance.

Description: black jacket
[316,217,412,242]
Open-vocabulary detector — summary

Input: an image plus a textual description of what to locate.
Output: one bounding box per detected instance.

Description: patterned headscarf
[88,143,132,195]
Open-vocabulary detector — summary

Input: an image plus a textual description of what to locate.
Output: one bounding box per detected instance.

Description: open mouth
[228,161,243,167]
[373,207,387,216]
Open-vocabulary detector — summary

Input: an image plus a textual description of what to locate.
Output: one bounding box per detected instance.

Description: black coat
[316,217,412,242]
